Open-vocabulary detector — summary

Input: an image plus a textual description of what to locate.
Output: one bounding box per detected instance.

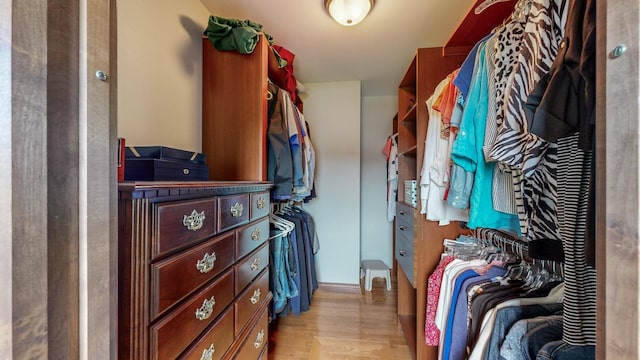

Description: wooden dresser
[118,181,272,359]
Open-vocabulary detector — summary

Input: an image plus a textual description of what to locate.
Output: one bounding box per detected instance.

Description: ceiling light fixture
[324,0,374,26]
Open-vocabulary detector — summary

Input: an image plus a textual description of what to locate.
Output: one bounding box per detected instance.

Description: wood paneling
[0,0,12,356]
[599,0,640,359]
[11,1,49,358]
[81,0,116,357]
[48,0,80,357]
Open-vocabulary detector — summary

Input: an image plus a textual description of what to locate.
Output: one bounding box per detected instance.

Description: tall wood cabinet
[394,2,519,359]
[394,47,467,360]
[201,35,286,181]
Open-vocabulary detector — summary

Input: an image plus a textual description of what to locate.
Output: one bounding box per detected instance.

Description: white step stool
[360,260,391,291]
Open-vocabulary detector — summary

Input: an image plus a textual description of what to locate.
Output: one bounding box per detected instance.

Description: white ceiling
[201,0,476,97]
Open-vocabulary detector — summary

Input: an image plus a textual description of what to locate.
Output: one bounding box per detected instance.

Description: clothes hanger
[268,212,295,240]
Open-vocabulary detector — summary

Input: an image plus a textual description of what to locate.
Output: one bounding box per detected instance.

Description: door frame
[0,0,117,358]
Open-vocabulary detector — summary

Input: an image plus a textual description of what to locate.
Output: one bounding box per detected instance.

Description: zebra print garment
[488,0,569,240]
[483,5,528,215]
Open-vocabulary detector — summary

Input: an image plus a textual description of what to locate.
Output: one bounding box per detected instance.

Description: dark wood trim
[47,0,81,358]
[595,1,607,359]
[11,1,50,357]
[110,0,119,356]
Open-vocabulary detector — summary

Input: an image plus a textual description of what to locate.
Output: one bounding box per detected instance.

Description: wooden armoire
[201,34,287,181]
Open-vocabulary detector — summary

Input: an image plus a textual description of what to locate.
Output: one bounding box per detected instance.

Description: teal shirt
[451,40,521,235]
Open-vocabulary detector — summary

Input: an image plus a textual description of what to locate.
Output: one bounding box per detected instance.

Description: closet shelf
[400,103,417,128]
[400,146,417,158]
[443,0,518,56]
[399,56,417,89]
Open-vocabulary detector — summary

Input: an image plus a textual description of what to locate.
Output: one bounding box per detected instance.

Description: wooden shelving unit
[393,1,519,359]
[201,34,288,181]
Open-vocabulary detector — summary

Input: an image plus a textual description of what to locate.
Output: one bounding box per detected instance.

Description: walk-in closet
[2,0,638,359]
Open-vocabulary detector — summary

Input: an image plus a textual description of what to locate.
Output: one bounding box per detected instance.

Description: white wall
[117,0,210,152]
[360,96,397,269]
[301,82,362,285]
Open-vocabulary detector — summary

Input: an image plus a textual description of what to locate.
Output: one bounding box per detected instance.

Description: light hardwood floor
[268,277,412,359]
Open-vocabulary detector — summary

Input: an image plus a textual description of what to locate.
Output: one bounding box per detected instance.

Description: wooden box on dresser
[118,181,273,359]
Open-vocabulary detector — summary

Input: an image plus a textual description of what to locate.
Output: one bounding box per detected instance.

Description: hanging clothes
[424,232,566,360]
[267,83,317,202]
[269,204,319,317]
[450,39,520,234]
[488,0,569,239]
[382,134,398,221]
[421,77,469,226]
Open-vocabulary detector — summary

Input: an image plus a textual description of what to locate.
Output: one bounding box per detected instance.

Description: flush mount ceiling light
[324,0,375,26]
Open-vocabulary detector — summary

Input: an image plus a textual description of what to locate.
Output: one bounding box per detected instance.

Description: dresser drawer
[218,194,250,232]
[154,198,217,258]
[235,269,269,336]
[150,270,234,360]
[396,202,414,227]
[234,308,269,360]
[249,192,270,221]
[151,232,235,318]
[178,306,234,360]
[395,217,414,239]
[236,218,269,259]
[395,232,415,287]
[235,243,270,294]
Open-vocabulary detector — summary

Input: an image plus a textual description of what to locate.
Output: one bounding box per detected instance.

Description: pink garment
[382,136,393,160]
[425,256,456,346]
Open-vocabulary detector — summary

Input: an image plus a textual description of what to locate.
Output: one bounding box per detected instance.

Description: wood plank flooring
[268,277,412,359]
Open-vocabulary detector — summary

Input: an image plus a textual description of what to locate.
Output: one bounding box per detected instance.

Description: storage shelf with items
[395,47,468,360]
[392,1,518,358]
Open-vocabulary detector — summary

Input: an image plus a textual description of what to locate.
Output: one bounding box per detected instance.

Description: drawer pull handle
[250,257,261,271]
[250,289,261,305]
[399,250,407,257]
[253,329,265,349]
[399,225,407,231]
[251,228,262,241]
[199,343,215,360]
[256,197,266,209]
[231,202,244,218]
[195,296,216,321]
[183,210,205,231]
[399,210,406,215]
[196,252,217,274]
